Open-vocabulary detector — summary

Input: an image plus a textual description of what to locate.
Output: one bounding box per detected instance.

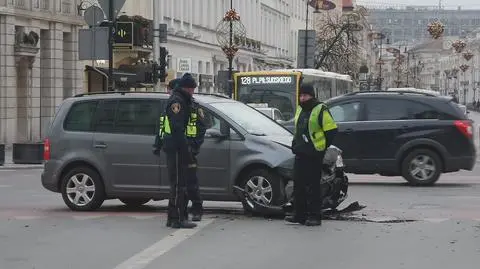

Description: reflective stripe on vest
[186,112,198,137]
[293,103,336,151]
[158,112,198,138]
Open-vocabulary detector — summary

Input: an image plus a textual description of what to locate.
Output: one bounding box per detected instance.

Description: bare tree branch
[313,11,365,75]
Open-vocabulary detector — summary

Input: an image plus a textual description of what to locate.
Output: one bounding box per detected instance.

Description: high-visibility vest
[158,110,198,138]
[293,103,337,151]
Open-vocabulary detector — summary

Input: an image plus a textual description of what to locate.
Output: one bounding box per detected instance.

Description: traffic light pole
[152,0,160,91]
[107,0,114,91]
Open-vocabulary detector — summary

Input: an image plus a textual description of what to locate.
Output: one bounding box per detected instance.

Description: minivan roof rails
[74,91,231,99]
[345,90,439,97]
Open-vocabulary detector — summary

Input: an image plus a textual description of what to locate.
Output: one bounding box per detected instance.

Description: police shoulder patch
[171,102,181,114]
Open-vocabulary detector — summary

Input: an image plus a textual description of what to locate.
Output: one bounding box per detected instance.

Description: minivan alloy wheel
[245,176,273,205]
[66,173,96,206]
[409,155,436,181]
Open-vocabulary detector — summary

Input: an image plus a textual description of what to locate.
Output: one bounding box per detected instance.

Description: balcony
[8,0,29,9]
[39,0,48,10]
[61,0,71,14]
[6,0,71,13]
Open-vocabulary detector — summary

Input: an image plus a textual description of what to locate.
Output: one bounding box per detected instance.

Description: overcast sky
[357,0,480,9]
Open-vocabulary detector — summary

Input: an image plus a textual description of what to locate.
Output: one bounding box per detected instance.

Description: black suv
[319,90,476,186]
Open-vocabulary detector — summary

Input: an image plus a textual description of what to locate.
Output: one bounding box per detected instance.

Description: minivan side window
[365,99,409,121]
[93,100,117,133]
[115,100,160,135]
[329,102,361,122]
[63,101,98,132]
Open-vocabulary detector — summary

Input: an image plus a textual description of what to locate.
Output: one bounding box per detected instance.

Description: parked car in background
[247,103,286,123]
[324,90,476,186]
[457,104,469,116]
[41,92,297,212]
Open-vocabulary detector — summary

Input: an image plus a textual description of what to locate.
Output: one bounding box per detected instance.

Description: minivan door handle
[94,142,107,149]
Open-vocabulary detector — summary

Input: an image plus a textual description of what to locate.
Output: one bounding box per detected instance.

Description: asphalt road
[1,165,480,269]
[0,112,478,269]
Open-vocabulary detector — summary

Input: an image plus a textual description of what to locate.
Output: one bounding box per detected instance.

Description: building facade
[0,0,85,146]
[367,6,480,44]
[88,0,318,93]
[377,33,480,105]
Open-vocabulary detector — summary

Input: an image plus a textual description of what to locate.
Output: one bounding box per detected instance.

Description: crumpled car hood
[265,135,292,148]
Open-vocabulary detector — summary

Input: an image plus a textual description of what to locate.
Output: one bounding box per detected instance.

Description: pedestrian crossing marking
[72,215,108,220]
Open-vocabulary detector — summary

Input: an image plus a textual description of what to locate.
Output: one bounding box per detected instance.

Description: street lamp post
[216,1,246,98]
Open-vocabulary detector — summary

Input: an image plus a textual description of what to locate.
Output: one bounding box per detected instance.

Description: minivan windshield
[210,102,292,137]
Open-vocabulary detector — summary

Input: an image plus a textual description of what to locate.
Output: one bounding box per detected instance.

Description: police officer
[285,84,338,226]
[167,78,181,94]
[155,73,198,229]
[184,100,211,222]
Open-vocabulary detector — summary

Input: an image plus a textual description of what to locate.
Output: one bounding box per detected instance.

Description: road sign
[297,30,316,68]
[114,22,133,46]
[83,6,105,27]
[98,0,126,19]
[78,27,109,60]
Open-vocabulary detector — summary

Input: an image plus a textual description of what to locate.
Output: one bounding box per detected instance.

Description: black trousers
[166,151,188,222]
[185,154,203,214]
[293,153,324,220]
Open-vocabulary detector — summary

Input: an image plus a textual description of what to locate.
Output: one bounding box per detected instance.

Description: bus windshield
[235,74,297,120]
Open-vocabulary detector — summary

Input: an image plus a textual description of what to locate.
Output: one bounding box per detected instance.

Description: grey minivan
[41,92,295,212]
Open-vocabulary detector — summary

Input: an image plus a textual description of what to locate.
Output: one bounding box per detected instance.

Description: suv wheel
[119,198,151,207]
[61,166,106,211]
[240,169,285,214]
[401,149,442,186]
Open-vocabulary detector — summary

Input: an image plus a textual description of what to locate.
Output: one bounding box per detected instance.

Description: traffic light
[159,47,168,82]
[152,63,159,84]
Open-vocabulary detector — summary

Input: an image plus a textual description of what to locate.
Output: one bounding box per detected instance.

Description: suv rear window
[365,99,410,120]
[63,101,98,132]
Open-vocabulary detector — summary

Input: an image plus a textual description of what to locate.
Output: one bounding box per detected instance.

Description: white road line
[422,218,450,223]
[112,218,215,269]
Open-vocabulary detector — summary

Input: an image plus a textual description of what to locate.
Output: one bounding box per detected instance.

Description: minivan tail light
[454,120,473,139]
[43,138,51,161]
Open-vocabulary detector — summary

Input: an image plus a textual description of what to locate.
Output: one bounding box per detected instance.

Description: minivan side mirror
[206,129,228,140]
[206,121,230,140]
[220,120,230,136]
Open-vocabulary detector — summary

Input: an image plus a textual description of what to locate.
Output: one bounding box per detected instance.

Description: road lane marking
[112,218,215,269]
[423,218,449,223]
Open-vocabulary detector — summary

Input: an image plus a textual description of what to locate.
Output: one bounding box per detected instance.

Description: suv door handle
[399,125,409,133]
[344,128,354,134]
[94,142,107,149]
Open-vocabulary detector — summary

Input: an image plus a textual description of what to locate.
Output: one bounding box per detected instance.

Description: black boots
[191,213,202,222]
[305,217,322,226]
[284,215,306,225]
[166,219,197,229]
[285,215,322,226]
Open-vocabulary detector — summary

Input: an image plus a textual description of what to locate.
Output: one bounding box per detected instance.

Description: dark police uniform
[184,100,211,221]
[154,74,198,229]
[285,84,338,226]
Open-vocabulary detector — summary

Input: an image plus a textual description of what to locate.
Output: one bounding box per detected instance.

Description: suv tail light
[43,138,51,161]
[454,120,473,139]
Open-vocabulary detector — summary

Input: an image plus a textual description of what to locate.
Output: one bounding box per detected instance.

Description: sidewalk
[0,149,44,170]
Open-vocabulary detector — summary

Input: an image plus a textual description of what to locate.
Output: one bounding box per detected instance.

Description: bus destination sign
[239,76,294,85]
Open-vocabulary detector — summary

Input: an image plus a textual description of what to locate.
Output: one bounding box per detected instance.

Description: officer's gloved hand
[291,140,298,154]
